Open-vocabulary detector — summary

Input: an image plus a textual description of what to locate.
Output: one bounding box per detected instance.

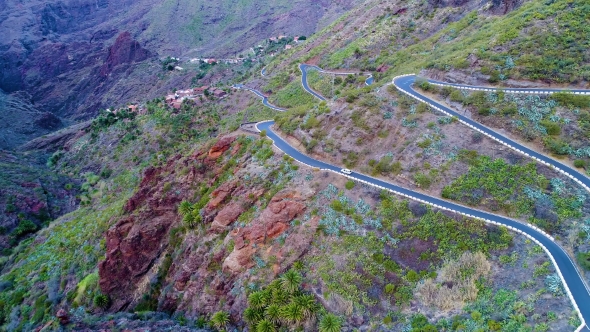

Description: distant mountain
[0,0,356,147]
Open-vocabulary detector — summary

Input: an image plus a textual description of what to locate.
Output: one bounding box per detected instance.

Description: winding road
[393,75,590,192]
[233,84,287,112]
[242,66,590,330]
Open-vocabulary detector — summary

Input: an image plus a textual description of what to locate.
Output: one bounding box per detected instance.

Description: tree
[280,302,304,325]
[249,291,268,309]
[178,200,193,216]
[264,304,281,324]
[260,130,267,137]
[319,314,342,332]
[256,319,276,332]
[280,270,302,294]
[243,307,263,325]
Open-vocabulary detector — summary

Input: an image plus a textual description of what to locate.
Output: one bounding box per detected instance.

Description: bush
[543,137,570,155]
[550,92,590,109]
[11,220,38,239]
[449,90,464,103]
[413,173,432,189]
[577,251,590,270]
[406,270,420,282]
[540,120,561,136]
[345,181,355,190]
[574,159,586,168]
[93,293,110,308]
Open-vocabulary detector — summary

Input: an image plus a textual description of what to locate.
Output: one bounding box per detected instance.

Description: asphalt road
[246,67,590,328]
[299,64,374,101]
[233,84,287,112]
[284,67,590,328]
[393,75,590,192]
[257,120,590,327]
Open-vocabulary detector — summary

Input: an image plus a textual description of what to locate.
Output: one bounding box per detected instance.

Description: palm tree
[264,304,281,325]
[293,294,318,319]
[248,291,267,309]
[183,212,196,228]
[271,287,289,306]
[243,307,263,326]
[280,269,302,294]
[256,319,276,332]
[319,314,341,332]
[210,311,230,331]
[280,302,304,326]
[178,200,193,216]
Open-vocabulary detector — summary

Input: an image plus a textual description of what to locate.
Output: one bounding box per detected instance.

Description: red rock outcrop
[222,190,306,274]
[99,32,150,77]
[208,136,236,159]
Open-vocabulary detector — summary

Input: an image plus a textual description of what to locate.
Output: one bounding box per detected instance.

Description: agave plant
[280,269,302,294]
[210,311,230,330]
[319,313,342,332]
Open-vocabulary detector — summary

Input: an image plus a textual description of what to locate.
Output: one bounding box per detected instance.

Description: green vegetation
[242,270,331,331]
[442,154,583,232]
[268,80,316,109]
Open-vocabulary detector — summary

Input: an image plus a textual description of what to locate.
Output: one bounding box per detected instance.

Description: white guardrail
[391,75,587,331]
[429,82,590,95]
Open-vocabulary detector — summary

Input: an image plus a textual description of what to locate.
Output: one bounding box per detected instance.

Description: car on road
[341,168,352,175]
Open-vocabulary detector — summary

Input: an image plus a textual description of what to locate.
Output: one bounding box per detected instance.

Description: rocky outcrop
[99,32,150,77]
[223,190,307,274]
[208,136,236,160]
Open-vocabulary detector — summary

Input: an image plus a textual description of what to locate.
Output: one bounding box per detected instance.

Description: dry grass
[417,252,491,311]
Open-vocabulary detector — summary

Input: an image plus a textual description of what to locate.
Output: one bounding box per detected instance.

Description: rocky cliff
[98,135,315,320]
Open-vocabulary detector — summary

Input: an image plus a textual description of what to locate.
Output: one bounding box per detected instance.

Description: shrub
[550,92,590,109]
[93,293,110,308]
[574,159,586,168]
[345,181,355,190]
[540,120,561,136]
[450,90,464,103]
[384,283,396,294]
[11,220,38,240]
[413,173,432,189]
[577,251,590,270]
[406,270,420,282]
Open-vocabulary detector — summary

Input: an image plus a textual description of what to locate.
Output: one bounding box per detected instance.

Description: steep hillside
[0,95,575,331]
[1,0,589,330]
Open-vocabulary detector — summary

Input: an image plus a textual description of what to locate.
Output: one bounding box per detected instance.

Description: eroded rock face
[208,136,236,159]
[99,32,150,77]
[222,190,306,274]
